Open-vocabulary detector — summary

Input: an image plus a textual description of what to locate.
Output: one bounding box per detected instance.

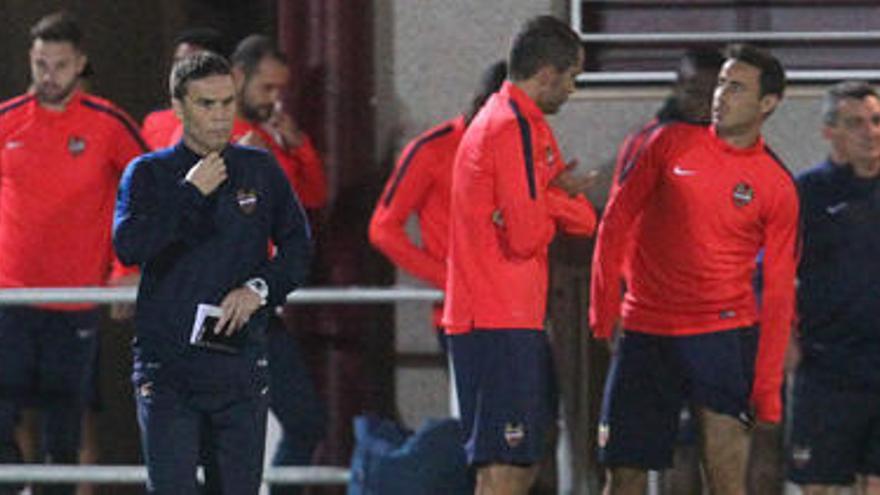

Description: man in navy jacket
[113,51,311,494]
[789,80,880,494]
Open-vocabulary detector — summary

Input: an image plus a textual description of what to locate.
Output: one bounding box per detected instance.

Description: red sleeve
[493,121,554,259]
[111,109,148,173]
[589,130,666,339]
[751,177,799,423]
[108,108,147,280]
[368,142,446,289]
[280,135,327,209]
[547,187,597,236]
[108,256,139,281]
[142,111,166,150]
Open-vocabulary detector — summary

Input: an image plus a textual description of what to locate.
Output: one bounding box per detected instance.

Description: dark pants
[266,315,326,495]
[136,371,269,495]
[201,316,325,495]
[0,307,99,495]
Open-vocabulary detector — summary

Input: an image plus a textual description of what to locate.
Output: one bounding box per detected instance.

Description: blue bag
[347,415,474,494]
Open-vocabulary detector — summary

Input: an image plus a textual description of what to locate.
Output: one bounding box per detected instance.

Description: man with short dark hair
[142,27,225,150]
[227,35,327,495]
[789,81,880,495]
[444,15,597,495]
[0,11,147,494]
[591,44,798,495]
[113,51,311,494]
[231,34,326,210]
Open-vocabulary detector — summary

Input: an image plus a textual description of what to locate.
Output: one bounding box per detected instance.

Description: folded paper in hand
[190,303,245,354]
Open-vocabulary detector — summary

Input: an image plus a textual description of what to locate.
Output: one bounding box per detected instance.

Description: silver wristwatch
[244,277,269,306]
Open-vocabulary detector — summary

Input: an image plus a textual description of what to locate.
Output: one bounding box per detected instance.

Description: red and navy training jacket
[369,116,464,326]
[0,90,147,309]
[590,122,799,422]
[443,81,596,334]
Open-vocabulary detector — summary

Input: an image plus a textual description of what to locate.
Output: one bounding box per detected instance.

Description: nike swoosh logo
[5,141,23,149]
[672,165,697,176]
[826,202,848,215]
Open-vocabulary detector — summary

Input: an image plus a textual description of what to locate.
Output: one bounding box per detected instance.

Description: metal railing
[0,285,439,487]
[0,286,443,305]
[576,69,880,86]
[0,465,350,486]
[568,0,880,86]
[576,30,880,44]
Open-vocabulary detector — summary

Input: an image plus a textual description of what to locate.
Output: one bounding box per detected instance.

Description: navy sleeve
[113,157,216,265]
[249,157,313,305]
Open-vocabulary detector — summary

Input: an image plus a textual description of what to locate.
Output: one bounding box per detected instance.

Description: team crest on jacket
[68,136,86,156]
[504,422,525,448]
[732,182,754,207]
[236,189,258,215]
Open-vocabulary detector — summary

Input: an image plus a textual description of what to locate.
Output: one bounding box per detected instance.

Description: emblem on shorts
[546,146,555,166]
[236,189,258,215]
[504,422,525,448]
[598,422,610,448]
[732,182,754,207]
[68,136,86,156]
[791,445,811,468]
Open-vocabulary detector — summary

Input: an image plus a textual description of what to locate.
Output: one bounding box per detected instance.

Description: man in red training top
[609,47,728,494]
[590,44,798,495]
[443,16,597,495]
[230,34,327,211]
[141,27,225,150]
[0,12,147,495]
[368,60,507,349]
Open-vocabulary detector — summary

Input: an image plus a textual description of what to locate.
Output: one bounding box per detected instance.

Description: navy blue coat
[797,160,880,386]
[113,142,311,388]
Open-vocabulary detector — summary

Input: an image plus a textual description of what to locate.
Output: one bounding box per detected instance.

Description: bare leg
[663,443,703,494]
[859,475,880,495]
[746,421,783,494]
[475,464,539,495]
[603,467,648,495]
[800,484,850,494]
[76,410,99,495]
[697,407,749,495]
[13,408,38,462]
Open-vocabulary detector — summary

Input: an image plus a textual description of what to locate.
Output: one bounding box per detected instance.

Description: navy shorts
[788,363,880,485]
[449,328,557,466]
[0,307,100,470]
[598,326,757,469]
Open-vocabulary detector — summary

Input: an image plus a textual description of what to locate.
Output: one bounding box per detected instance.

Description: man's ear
[231,66,246,90]
[171,97,184,120]
[759,93,780,116]
[535,65,555,86]
[75,53,88,77]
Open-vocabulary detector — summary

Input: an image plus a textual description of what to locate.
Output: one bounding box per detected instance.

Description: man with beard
[230,34,327,211]
[0,11,147,495]
[227,34,327,495]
